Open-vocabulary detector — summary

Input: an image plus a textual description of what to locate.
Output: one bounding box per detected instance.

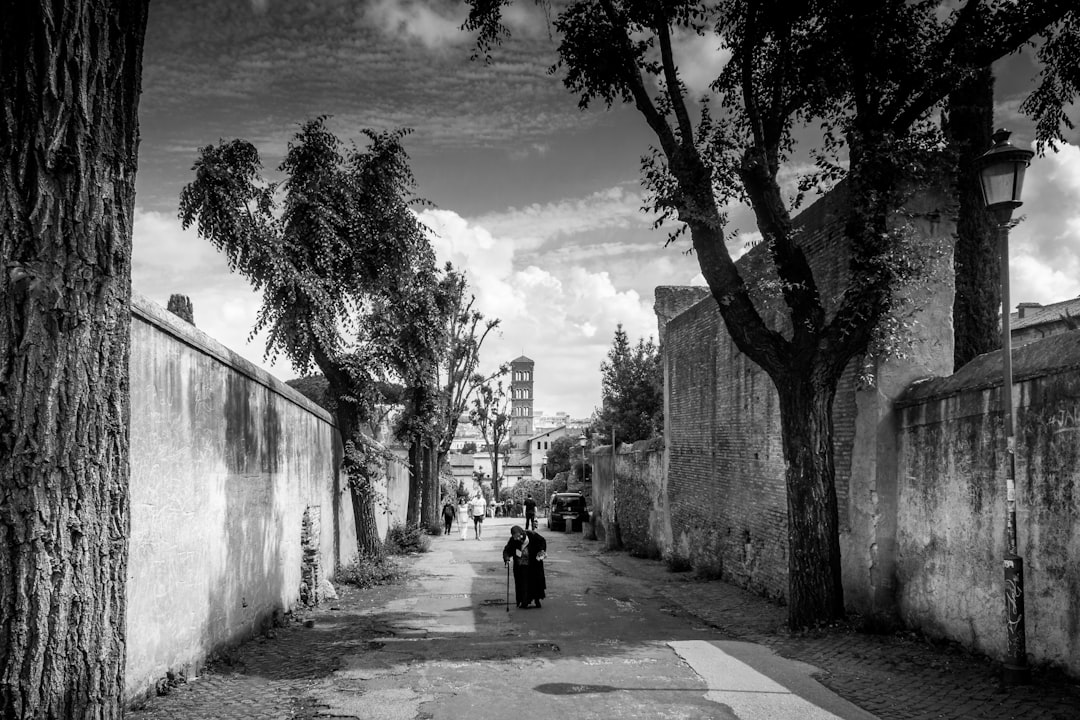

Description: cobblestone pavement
[592,546,1080,720]
[129,530,1080,720]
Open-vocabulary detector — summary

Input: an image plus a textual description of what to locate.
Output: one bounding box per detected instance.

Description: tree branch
[596,0,679,156]
[655,10,695,146]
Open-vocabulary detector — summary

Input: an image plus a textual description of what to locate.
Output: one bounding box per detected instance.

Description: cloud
[364,0,466,50]
[672,29,731,98]
[472,185,653,247]
[417,207,660,417]
[1007,145,1080,306]
[132,207,286,375]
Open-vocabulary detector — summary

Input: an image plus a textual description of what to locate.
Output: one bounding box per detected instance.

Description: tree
[460,441,478,455]
[469,380,512,501]
[545,435,577,477]
[464,1,1080,628]
[373,263,450,531]
[1,1,149,716]
[597,323,663,442]
[946,67,999,369]
[179,117,437,557]
[431,268,505,480]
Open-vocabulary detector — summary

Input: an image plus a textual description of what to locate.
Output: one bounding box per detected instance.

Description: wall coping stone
[897,329,1080,409]
[131,291,334,426]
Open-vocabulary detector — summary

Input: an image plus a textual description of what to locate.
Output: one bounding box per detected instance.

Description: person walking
[523,493,537,531]
[457,497,470,541]
[470,493,487,540]
[442,500,455,535]
[502,525,547,608]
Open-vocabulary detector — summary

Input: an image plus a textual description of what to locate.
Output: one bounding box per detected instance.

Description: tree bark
[406,436,422,527]
[776,371,845,628]
[0,1,149,716]
[946,67,998,370]
[422,440,439,530]
[340,420,382,557]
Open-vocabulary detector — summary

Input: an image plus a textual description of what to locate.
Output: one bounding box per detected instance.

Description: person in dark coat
[441,501,455,535]
[502,525,547,608]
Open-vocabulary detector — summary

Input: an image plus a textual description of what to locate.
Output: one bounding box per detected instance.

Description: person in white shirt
[457,498,470,541]
[470,493,487,540]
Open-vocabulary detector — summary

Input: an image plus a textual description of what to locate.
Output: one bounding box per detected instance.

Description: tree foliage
[597,323,662,442]
[545,435,577,477]
[179,116,438,555]
[432,268,505,459]
[469,378,512,499]
[464,0,1080,628]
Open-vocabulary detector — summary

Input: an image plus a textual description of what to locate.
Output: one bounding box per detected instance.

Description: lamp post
[975,127,1034,685]
[541,454,549,516]
[578,433,587,484]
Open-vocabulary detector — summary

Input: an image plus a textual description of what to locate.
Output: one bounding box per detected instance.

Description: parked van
[547,492,588,532]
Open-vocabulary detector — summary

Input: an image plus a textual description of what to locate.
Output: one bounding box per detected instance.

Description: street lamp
[578,433,587,484]
[975,127,1034,685]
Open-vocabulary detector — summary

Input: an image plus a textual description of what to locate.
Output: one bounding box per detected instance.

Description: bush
[386,522,430,555]
[664,553,693,573]
[335,550,401,589]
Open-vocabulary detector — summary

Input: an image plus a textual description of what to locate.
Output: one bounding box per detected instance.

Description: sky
[132,0,1080,420]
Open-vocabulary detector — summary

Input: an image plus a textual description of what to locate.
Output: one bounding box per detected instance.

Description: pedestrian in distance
[442,500,455,535]
[523,493,537,531]
[457,497,470,541]
[470,493,487,540]
[502,525,547,609]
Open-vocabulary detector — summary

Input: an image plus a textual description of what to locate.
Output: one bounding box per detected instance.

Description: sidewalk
[589,542,1080,720]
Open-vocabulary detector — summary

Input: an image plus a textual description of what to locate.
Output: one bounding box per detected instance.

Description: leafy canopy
[179,117,435,379]
[597,323,662,443]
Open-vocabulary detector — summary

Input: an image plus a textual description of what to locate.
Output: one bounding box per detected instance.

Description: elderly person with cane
[502,525,547,609]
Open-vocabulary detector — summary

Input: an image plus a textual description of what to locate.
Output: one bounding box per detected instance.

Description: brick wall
[656,184,955,608]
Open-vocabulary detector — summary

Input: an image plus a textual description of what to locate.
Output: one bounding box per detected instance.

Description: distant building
[509,355,534,453]
[1010,298,1080,347]
[445,452,475,490]
[527,425,571,478]
[448,420,483,452]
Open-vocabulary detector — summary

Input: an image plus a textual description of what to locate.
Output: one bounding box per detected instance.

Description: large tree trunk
[0,1,149,716]
[421,439,439,530]
[327,392,382,556]
[341,427,383,557]
[775,372,845,628]
[406,436,422,527]
[947,67,998,370]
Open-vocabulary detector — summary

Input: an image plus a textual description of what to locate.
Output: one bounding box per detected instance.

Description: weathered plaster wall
[897,331,1080,674]
[125,294,406,701]
[657,186,955,609]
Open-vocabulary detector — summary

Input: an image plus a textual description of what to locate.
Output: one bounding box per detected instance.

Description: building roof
[511,355,534,365]
[1011,297,1080,331]
[528,425,567,441]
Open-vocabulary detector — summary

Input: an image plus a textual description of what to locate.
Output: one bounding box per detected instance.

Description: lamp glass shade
[978,160,1027,208]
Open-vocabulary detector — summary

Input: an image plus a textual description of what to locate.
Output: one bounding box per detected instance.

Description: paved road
[130,517,877,719]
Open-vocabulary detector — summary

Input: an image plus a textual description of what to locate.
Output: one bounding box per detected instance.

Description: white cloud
[364,0,466,50]
[472,184,653,247]
[1007,145,1080,307]
[418,207,659,418]
[132,207,288,376]
[672,29,730,98]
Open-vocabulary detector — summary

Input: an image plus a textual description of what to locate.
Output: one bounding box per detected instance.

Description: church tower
[509,355,534,453]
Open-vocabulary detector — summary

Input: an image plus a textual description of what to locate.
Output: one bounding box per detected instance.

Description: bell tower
[509,356,534,453]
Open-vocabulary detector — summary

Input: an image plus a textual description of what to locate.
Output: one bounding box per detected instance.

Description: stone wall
[656,186,955,609]
[896,331,1080,673]
[126,293,407,702]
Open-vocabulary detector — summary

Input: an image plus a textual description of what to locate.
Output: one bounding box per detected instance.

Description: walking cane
[505,560,510,612]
